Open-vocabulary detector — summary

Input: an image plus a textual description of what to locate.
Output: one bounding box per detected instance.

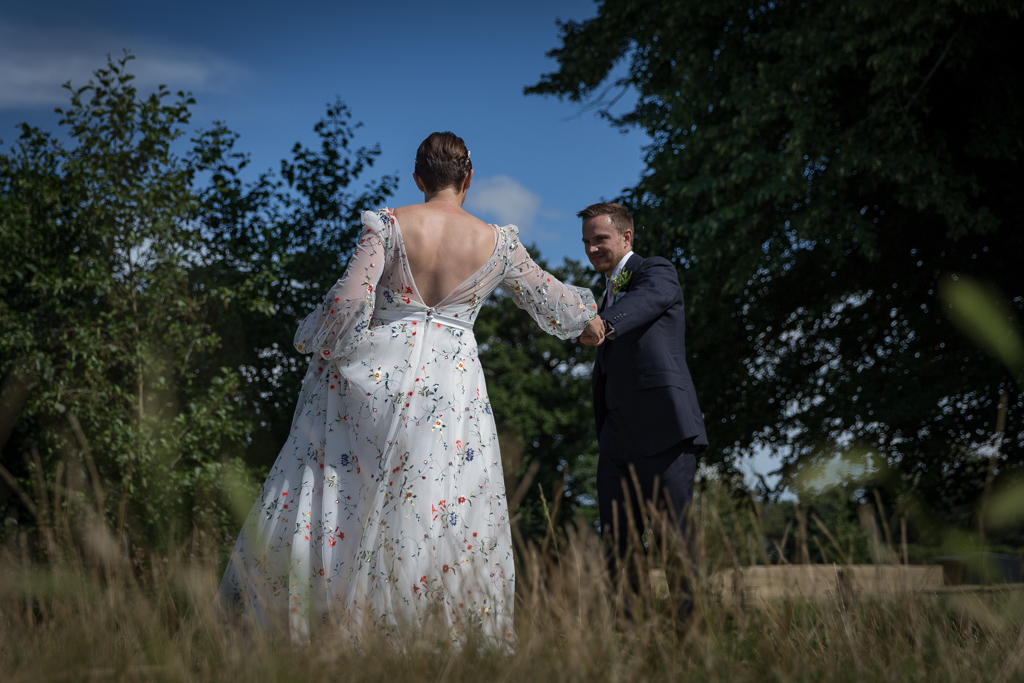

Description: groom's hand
[580,316,606,346]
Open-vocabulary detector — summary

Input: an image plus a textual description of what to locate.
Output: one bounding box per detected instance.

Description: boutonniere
[610,270,632,295]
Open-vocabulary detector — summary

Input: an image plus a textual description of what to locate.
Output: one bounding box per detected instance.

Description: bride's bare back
[393,203,498,308]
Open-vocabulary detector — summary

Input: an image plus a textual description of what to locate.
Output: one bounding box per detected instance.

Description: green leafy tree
[0,53,253,551]
[527,0,1023,532]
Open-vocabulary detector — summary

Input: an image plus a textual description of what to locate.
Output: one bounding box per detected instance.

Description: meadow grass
[3,494,1024,682]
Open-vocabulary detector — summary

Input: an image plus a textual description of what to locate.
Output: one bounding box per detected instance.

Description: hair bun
[415,132,473,193]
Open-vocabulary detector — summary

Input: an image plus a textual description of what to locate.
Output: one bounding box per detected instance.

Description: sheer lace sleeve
[499,225,598,340]
[293,210,390,360]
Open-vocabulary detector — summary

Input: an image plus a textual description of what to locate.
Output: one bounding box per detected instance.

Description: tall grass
[3,483,1024,683]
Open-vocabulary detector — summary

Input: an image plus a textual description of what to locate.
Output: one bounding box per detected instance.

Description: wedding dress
[218,208,596,645]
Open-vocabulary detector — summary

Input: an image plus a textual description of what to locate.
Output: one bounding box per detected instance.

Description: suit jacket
[593,253,708,458]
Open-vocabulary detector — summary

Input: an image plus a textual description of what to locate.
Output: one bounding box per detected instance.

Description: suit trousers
[597,439,698,616]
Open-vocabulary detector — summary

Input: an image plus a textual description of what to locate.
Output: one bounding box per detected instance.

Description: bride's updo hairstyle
[414,131,472,192]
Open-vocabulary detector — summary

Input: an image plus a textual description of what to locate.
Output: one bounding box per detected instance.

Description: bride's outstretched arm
[499,227,598,340]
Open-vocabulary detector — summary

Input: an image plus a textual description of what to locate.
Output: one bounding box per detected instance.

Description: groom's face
[582,215,632,276]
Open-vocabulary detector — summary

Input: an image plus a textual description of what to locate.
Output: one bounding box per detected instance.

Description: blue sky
[0,0,648,263]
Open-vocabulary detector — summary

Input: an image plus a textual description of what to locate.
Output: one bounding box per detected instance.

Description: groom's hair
[577,202,633,236]
[415,132,473,192]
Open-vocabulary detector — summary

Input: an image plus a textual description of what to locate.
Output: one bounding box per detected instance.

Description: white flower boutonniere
[610,270,632,295]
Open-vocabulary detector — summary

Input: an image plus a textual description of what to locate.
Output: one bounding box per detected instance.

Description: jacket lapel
[621,253,641,284]
[612,253,642,304]
[601,253,642,311]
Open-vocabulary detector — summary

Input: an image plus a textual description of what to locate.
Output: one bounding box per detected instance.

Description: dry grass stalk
[3,456,1024,681]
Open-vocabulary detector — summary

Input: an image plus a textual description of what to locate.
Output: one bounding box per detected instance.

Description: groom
[578,202,707,606]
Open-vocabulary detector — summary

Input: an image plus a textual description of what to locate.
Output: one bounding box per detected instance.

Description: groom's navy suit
[593,252,707,572]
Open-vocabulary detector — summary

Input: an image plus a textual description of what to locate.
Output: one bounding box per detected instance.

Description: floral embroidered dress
[219,208,597,645]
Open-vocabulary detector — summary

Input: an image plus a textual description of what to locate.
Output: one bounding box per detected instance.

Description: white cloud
[0,20,246,110]
[465,174,541,230]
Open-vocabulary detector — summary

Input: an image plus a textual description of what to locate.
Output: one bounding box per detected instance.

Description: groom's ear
[624,227,634,247]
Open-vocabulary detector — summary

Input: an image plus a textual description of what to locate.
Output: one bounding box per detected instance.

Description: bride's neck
[423,189,465,207]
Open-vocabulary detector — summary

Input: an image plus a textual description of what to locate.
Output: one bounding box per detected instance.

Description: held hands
[580,316,606,346]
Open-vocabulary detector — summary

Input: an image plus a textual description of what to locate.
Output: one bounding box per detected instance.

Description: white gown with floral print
[218,208,597,645]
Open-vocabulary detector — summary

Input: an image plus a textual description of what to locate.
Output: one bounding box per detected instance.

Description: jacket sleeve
[599,258,682,338]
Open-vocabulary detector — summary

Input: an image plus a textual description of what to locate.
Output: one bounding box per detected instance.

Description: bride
[219,132,603,645]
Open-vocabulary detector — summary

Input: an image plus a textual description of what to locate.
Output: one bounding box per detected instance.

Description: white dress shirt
[604,250,634,307]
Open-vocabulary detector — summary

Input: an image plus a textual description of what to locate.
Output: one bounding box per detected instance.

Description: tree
[527,0,1023,532]
[0,53,253,552]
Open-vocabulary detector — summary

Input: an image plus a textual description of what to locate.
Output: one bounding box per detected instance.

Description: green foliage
[528,0,1024,536]
[0,53,250,548]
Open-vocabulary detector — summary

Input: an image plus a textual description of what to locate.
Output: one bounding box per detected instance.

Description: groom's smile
[581,214,632,276]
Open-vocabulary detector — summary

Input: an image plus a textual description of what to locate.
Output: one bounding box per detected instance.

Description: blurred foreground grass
[4,497,1024,683]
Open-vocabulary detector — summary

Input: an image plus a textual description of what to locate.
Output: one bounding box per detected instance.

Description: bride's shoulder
[361,207,397,231]
[353,209,398,250]
[496,223,521,245]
